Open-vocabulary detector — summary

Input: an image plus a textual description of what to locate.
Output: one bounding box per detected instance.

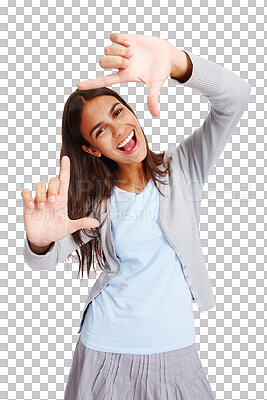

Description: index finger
[77,32,132,90]
[77,72,123,90]
[109,32,132,47]
[59,155,70,199]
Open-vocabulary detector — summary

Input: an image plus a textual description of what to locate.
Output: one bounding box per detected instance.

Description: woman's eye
[97,127,104,136]
[96,108,123,137]
[114,108,122,117]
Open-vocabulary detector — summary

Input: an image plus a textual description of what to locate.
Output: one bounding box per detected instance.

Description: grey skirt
[64,335,216,400]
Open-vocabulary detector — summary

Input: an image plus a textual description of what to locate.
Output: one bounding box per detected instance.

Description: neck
[115,162,147,186]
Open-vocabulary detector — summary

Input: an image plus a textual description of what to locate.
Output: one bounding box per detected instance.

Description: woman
[22,33,251,399]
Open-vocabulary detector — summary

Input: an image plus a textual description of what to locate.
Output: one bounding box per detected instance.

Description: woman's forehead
[80,96,122,137]
[85,95,119,109]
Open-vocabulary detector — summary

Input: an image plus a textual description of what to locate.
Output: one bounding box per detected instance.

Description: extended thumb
[70,217,100,232]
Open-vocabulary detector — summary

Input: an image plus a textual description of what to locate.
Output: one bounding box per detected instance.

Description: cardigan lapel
[97,149,173,274]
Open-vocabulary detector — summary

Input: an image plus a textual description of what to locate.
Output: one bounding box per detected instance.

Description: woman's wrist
[170,46,193,83]
[28,239,54,255]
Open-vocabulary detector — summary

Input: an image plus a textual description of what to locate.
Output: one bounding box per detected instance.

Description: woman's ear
[81,145,101,158]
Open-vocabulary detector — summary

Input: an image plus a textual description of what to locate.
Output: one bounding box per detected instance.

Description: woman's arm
[23,231,95,271]
[76,32,251,190]
[28,240,55,255]
[170,48,193,83]
[170,49,251,202]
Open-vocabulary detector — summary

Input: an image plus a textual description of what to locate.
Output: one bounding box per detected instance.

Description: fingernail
[124,59,131,67]
[39,202,45,209]
[50,195,56,203]
[128,50,133,58]
[124,40,131,47]
[28,201,34,209]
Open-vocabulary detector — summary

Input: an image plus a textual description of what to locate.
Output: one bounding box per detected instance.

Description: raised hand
[21,155,100,249]
[77,32,176,118]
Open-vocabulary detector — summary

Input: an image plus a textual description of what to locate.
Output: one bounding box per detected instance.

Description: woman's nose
[112,129,125,139]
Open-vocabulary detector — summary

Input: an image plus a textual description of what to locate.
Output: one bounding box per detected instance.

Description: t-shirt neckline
[114,178,152,195]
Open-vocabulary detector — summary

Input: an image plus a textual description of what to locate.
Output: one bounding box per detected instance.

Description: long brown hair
[60,87,172,279]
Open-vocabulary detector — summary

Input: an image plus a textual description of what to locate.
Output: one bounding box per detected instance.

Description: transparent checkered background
[1,0,265,399]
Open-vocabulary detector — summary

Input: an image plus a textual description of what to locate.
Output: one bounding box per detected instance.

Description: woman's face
[80,95,147,164]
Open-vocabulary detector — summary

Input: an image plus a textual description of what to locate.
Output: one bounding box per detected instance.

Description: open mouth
[116,130,138,154]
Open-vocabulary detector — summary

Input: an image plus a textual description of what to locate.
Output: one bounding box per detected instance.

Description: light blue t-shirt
[81,179,196,354]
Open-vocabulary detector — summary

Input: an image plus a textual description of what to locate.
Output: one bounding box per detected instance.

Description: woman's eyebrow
[89,102,121,137]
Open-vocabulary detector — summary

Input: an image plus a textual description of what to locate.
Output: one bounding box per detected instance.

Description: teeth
[117,130,134,148]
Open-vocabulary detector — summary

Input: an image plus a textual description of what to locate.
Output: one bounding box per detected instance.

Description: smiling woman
[22,32,250,400]
[60,86,172,279]
[79,95,145,163]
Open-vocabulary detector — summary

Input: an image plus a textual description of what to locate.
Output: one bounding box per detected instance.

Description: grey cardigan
[23,50,251,334]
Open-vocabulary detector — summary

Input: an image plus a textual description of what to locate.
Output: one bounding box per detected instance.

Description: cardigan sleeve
[23,230,95,271]
[171,50,251,200]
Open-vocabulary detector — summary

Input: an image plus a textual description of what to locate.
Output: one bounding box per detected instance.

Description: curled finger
[110,32,132,48]
[99,55,131,70]
[35,182,47,209]
[105,44,133,59]
[48,177,60,204]
[21,188,35,209]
